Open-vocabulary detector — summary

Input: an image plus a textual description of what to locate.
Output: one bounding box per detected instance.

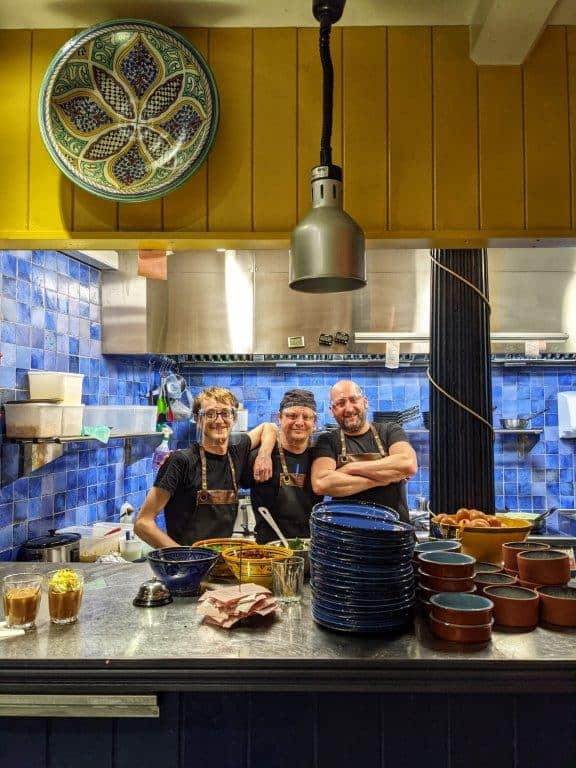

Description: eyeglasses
[199,408,236,422]
[282,411,316,423]
[330,395,364,409]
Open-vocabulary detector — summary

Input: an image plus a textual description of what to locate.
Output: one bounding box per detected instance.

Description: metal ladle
[257,507,290,548]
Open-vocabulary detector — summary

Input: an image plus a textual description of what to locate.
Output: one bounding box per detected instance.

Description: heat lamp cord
[427,254,495,436]
[318,13,334,166]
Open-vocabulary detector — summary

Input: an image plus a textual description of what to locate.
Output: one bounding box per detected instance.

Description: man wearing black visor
[243,388,322,544]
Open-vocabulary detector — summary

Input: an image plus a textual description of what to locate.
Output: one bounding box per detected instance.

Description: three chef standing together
[135,380,418,548]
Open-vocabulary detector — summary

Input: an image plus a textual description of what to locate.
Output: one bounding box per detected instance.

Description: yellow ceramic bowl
[460,516,532,565]
[221,544,293,588]
[192,538,244,580]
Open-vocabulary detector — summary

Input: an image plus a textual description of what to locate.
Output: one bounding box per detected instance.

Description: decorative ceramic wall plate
[38,19,219,202]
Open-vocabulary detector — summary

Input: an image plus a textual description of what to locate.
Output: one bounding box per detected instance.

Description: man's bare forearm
[339,465,407,484]
[134,516,179,548]
[312,470,379,497]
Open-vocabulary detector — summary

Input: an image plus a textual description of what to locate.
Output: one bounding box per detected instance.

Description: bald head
[329,379,369,435]
[330,379,363,402]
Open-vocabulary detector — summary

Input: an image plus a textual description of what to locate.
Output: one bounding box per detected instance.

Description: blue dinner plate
[311,512,414,535]
[312,607,414,634]
[310,528,415,552]
[312,500,400,520]
[309,545,414,568]
[312,591,415,614]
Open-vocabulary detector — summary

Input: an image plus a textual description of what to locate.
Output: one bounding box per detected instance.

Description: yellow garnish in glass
[48,569,82,593]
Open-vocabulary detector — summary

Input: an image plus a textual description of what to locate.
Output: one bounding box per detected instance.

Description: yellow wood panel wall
[29,29,74,232]
[523,27,571,229]
[478,67,524,229]
[2,25,576,241]
[253,29,297,231]
[388,27,433,231]
[433,27,479,230]
[342,28,387,230]
[0,31,31,232]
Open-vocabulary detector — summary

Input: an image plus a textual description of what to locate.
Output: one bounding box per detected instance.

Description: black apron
[336,423,409,522]
[187,446,238,542]
[270,436,312,540]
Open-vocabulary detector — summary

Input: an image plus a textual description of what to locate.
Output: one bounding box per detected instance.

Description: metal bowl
[500,418,529,429]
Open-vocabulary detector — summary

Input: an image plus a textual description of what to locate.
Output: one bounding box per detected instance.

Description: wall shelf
[495,428,543,458]
[404,428,543,458]
[1,433,163,482]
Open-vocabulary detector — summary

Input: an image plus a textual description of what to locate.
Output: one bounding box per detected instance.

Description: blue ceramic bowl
[147,547,219,596]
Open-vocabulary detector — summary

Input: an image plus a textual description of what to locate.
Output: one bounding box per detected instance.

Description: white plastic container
[83,405,157,434]
[56,526,121,562]
[231,405,249,432]
[120,538,143,561]
[558,392,576,438]
[4,402,62,438]
[28,371,84,404]
[60,405,84,436]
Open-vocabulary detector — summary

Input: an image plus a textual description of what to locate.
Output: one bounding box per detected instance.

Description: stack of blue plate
[310,501,416,633]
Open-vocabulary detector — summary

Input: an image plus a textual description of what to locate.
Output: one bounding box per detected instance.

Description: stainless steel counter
[1,562,575,693]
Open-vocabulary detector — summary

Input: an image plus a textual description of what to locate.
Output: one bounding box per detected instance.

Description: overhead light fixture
[289,0,366,293]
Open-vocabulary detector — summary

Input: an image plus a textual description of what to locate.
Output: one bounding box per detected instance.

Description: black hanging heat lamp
[289,0,366,293]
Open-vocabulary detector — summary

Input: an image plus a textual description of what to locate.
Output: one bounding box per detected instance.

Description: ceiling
[1,0,575,30]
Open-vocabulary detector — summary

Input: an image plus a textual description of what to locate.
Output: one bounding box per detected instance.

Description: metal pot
[20,530,80,562]
[500,508,556,535]
[499,408,547,430]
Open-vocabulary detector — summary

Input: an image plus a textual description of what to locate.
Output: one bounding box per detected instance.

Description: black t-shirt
[241,444,323,543]
[313,422,410,521]
[154,435,252,544]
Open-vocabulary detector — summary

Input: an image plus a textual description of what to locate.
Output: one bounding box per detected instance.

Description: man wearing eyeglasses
[241,389,323,543]
[311,380,417,522]
[135,386,277,547]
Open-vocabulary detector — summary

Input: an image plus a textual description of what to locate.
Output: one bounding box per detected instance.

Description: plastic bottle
[152,426,173,471]
[119,502,135,524]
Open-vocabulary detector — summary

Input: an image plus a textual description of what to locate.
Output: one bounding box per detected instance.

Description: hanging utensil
[257,507,290,549]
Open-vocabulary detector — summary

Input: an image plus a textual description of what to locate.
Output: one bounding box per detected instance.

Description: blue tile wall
[180,365,576,514]
[1,249,575,559]
[0,250,165,560]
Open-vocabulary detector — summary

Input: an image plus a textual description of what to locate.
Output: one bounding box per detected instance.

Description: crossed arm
[311,441,418,498]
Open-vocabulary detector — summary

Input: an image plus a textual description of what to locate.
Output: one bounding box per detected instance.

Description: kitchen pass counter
[0,562,575,694]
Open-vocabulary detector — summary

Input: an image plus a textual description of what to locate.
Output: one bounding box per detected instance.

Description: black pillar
[429,248,495,515]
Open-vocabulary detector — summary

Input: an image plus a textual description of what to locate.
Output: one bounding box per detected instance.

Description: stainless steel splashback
[101,248,576,354]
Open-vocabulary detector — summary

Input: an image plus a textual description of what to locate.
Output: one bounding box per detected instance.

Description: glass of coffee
[2,573,43,629]
[46,569,84,625]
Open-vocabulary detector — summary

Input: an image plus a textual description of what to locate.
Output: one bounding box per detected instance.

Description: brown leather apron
[336,423,386,467]
[190,446,238,541]
[278,435,306,489]
[261,436,311,540]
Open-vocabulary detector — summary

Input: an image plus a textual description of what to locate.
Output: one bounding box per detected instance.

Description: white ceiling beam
[470,0,559,65]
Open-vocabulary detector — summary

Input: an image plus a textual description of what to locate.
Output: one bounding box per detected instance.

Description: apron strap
[277,434,293,484]
[199,445,238,494]
[369,423,387,456]
[339,428,347,460]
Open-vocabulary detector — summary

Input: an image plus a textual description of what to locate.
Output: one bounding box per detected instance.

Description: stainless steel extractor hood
[101,248,575,358]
